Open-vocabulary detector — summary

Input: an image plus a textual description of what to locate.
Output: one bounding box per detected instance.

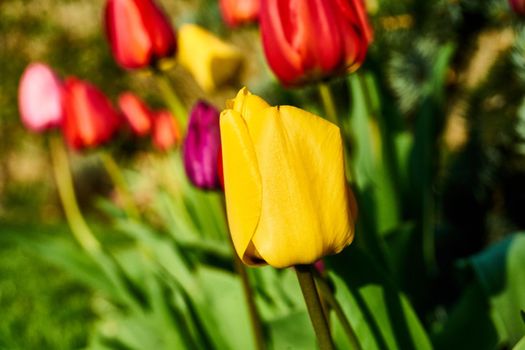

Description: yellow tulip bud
[220,88,356,268]
[177,24,243,92]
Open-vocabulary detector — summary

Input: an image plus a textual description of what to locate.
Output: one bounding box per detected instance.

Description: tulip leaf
[116,219,253,350]
[462,234,525,347]
[250,266,305,323]
[195,266,255,350]
[348,73,401,237]
[15,236,118,299]
[515,336,525,350]
[431,281,498,350]
[169,151,229,241]
[266,309,316,350]
[394,131,414,199]
[327,245,432,350]
[89,261,193,350]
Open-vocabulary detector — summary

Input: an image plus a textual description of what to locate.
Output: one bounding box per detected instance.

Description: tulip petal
[231,87,270,123]
[306,0,343,73]
[249,106,354,268]
[259,0,304,85]
[105,0,153,69]
[118,92,153,136]
[18,63,64,132]
[220,109,263,264]
[134,0,177,58]
[63,78,121,150]
[335,0,373,45]
[177,24,243,92]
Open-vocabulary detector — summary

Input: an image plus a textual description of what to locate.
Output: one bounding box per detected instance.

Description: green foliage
[466,234,525,346]
[3,0,525,349]
[0,223,93,350]
[328,246,432,350]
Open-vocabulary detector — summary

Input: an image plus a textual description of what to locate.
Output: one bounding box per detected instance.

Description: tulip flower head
[118,92,153,136]
[105,0,177,69]
[259,0,373,86]
[219,0,260,27]
[183,101,222,190]
[220,88,356,268]
[177,24,243,92]
[152,110,181,151]
[18,62,64,132]
[511,0,525,15]
[62,78,121,150]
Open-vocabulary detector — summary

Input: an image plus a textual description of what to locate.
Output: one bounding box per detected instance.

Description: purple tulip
[183,101,222,190]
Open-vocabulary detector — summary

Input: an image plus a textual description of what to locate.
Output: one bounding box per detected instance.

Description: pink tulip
[18,62,64,132]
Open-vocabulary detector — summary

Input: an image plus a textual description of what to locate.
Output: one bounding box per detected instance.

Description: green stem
[316,276,361,350]
[295,265,335,350]
[154,72,188,128]
[98,151,140,220]
[49,135,100,253]
[220,198,266,350]
[49,136,143,310]
[234,255,266,350]
[318,83,339,125]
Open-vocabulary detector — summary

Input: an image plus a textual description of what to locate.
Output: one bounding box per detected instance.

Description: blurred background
[1,0,525,349]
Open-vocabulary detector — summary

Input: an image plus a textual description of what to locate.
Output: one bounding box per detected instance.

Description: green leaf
[164,152,228,242]
[393,131,413,196]
[432,281,498,350]
[465,234,525,346]
[196,266,255,350]
[114,220,201,298]
[267,310,316,350]
[17,237,116,298]
[250,266,305,322]
[327,245,432,350]
[348,73,401,236]
[514,336,525,350]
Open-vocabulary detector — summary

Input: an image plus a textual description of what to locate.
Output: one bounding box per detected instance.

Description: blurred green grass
[0,223,94,350]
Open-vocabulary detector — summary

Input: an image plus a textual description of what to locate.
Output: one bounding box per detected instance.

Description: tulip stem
[318,83,338,125]
[234,254,267,350]
[315,276,361,350]
[98,151,140,220]
[220,198,266,350]
[295,265,335,350]
[49,135,100,253]
[154,72,188,128]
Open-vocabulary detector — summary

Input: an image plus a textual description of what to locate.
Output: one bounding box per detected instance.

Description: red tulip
[118,92,153,136]
[18,62,64,132]
[217,145,224,189]
[259,0,373,86]
[63,77,121,150]
[219,0,260,27]
[510,0,525,15]
[104,0,177,69]
[152,110,180,151]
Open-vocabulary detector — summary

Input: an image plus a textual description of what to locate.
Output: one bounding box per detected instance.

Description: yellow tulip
[177,24,243,92]
[220,88,356,268]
